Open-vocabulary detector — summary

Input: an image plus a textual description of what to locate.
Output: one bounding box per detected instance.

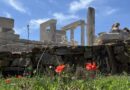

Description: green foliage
[93,76,130,90]
[0,75,130,90]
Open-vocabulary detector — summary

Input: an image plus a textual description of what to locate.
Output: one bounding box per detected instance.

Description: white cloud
[4,0,27,13]
[28,12,79,30]
[14,27,28,39]
[15,18,50,37]
[14,27,26,35]
[15,18,50,40]
[106,8,118,15]
[3,12,12,18]
[69,0,95,13]
[96,6,119,16]
[53,12,79,25]
[29,18,50,29]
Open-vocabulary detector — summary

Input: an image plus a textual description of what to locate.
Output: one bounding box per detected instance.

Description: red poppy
[5,79,11,84]
[85,62,97,71]
[55,64,65,73]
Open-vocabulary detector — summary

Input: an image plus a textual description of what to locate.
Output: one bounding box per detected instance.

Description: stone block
[0,17,14,29]
[0,32,19,40]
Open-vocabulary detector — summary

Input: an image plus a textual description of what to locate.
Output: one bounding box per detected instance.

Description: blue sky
[0,0,130,44]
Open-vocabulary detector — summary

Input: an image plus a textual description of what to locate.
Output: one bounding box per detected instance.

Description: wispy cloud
[13,18,50,40]
[106,8,118,15]
[14,27,26,35]
[28,12,79,30]
[3,12,12,18]
[29,18,50,29]
[53,12,79,25]
[3,0,28,13]
[14,27,28,39]
[69,0,95,13]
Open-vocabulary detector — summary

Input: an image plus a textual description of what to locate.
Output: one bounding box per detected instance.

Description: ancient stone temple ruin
[0,17,45,52]
[0,17,20,45]
[40,19,67,44]
[40,19,85,46]
[0,16,86,52]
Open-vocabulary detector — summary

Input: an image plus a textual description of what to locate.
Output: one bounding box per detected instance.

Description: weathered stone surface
[40,19,57,42]
[0,17,14,29]
[87,7,95,46]
[61,20,85,46]
[11,57,31,67]
[40,19,67,44]
[0,60,10,67]
[0,17,46,52]
[0,32,19,40]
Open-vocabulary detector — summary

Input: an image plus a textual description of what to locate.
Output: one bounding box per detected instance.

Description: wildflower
[5,79,11,84]
[85,62,97,71]
[49,65,53,69]
[55,64,65,73]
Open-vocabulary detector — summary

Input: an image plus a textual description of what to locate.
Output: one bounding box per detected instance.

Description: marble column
[70,29,74,45]
[87,7,95,46]
[81,24,85,46]
[40,25,46,42]
[50,22,56,43]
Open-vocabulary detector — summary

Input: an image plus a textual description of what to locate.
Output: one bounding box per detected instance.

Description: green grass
[0,75,130,90]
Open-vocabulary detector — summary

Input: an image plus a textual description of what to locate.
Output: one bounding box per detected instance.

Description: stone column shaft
[40,25,46,42]
[50,23,56,42]
[70,29,74,45]
[81,24,85,46]
[87,7,95,46]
